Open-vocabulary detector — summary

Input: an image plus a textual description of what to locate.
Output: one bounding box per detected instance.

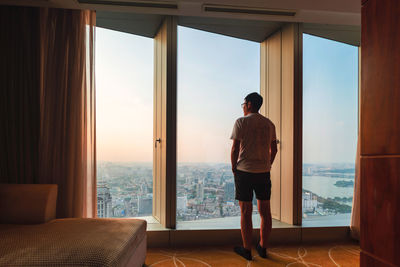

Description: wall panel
[281,25,295,224]
[153,17,177,228]
[153,21,163,223]
[360,0,400,156]
[260,23,302,225]
[261,31,282,220]
[360,157,400,266]
[361,0,400,266]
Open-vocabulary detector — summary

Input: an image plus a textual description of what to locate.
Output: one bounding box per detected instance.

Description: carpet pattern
[145,243,360,266]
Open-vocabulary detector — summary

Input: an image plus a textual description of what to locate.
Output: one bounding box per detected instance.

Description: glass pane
[302,34,358,226]
[96,27,153,218]
[177,26,260,229]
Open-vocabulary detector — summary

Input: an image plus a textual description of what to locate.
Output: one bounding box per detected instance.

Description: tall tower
[196,182,204,200]
[224,181,235,201]
[97,183,112,218]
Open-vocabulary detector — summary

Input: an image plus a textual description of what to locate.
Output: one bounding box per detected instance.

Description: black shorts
[234,170,271,201]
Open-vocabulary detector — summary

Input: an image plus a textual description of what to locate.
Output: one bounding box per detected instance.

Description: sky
[302,34,358,164]
[96,28,153,162]
[95,27,358,164]
[177,26,259,163]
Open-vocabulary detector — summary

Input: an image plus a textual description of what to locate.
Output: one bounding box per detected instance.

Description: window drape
[0,6,96,218]
[0,6,41,184]
[39,8,96,218]
[350,137,360,239]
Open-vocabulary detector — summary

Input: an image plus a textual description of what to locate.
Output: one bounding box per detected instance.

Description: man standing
[231,92,278,260]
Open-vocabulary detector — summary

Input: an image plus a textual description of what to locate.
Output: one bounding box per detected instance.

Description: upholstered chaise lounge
[0,184,147,267]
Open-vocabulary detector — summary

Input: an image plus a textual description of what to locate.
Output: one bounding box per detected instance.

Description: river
[302,175,354,199]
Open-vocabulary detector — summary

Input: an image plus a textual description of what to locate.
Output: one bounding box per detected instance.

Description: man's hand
[270,140,278,165]
[231,139,240,174]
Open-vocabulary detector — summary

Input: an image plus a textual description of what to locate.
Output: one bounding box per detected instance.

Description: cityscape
[302,163,355,220]
[97,161,355,223]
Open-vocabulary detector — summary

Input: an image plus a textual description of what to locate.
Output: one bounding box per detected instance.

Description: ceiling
[2,0,361,45]
[2,0,361,25]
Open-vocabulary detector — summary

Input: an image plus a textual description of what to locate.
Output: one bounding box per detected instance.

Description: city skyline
[97,161,354,224]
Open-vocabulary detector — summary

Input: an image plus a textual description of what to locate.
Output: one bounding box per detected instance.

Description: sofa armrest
[0,184,58,224]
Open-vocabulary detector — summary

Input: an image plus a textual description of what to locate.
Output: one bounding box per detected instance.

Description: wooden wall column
[361,0,400,266]
[153,16,177,229]
[260,23,302,225]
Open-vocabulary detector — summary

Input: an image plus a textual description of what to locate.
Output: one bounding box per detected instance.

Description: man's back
[231,113,276,173]
[231,93,276,260]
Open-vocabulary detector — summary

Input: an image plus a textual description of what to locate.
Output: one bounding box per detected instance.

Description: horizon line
[97,160,355,165]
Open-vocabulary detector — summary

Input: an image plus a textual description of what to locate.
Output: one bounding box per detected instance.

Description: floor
[145,242,360,267]
[139,216,295,231]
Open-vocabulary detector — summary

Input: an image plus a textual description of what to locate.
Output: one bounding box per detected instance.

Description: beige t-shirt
[230,113,277,173]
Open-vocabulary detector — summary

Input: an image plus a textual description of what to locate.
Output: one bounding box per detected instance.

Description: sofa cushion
[0,184,57,224]
[0,218,147,267]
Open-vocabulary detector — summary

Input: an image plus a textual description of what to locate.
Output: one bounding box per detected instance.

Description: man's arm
[231,139,241,173]
[270,140,278,165]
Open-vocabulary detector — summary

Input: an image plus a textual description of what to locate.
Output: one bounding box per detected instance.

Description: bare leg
[239,201,253,250]
[258,200,272,248]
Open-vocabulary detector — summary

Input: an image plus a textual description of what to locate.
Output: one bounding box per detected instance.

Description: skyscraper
[196,182,204,200]
[177,195,188,211]
[97,184,112,218]
[224,182,235,201]
[138,195,152,215]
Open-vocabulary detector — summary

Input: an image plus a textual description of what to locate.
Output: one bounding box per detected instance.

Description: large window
[95,20,359,230]
[302,34,358,226]
[96,27,154,218]
[176,26,260,229]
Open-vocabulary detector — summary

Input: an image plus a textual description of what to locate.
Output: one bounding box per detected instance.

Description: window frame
[154,19,303,228]
[96,14,359,229]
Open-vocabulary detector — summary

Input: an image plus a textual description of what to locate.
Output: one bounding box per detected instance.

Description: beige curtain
[0,6,96,219]
[39,8,96,218]
[350,137,360,240]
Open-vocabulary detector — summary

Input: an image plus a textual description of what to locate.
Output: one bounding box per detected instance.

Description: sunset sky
[95,27,358,164]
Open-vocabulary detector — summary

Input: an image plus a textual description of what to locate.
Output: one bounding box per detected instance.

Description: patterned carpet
[145,243,360,266]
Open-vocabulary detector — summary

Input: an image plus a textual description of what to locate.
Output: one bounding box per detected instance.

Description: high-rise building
[177,195,188,211]
[141,183,148,194]
[303,192,318,213]
[138,195,152,215]
[124,197,134,217]
[196,182,204,200]
[224,182,235,201]
[97,184,112,218]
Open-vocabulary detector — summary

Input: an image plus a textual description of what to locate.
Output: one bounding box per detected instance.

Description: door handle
[155,138,161,148]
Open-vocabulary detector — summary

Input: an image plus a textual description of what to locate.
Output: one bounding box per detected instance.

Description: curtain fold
[350,136,360,240]
[0,6,96,218]
[39,8,96,218]
[0,6,41,184]
[86,11,97,219]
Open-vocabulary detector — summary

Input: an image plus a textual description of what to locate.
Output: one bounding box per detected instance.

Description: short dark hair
[245,92,263,112]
